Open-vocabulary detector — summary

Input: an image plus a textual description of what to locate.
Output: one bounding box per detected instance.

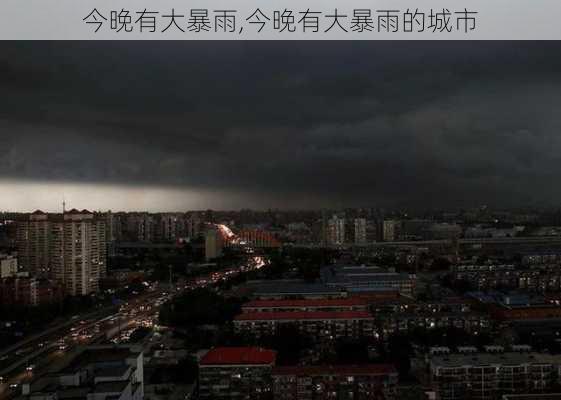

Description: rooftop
[200,347,277,366]
[63,346,140,373]
[321,266,414,284]
[234,310,373,321]
[431,352,561,369]
[249,281,343,295]
[93,380,129,394]
[93,365,131,378]
[242,298,368,309]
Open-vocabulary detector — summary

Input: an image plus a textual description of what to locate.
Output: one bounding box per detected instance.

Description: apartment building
[198,347,277,400]
[241,298,369,314]
[16,210,50,274]
[0,276,62,306]
[0,252,18,278]
[430,351,561,400]
[50,210,107,296]
[15,210,107,296]
[272,364,398,400]
[321,266,416,297]
[234,311,375,339]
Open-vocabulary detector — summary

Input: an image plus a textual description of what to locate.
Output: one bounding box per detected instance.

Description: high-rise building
[137,213,154,242]
[0,252,18,278]
[186,213,202,239]
[327,215,345,245]
[205,227,223,261]
[50,209,107,296]
[0,276,63,306]
[104,210,115,242]
[382,220,401,242]
[17,209,107,297]
[354,218,367,244]
[158,213,181,242]
[16,210,51,275]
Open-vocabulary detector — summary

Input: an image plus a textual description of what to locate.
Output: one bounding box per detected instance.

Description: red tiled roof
[200,347,277,366]
[234,311,373,321]
[242,298,369,309]
[272,364,397,376]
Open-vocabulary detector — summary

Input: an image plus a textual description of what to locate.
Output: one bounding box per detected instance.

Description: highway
[0,287,168,399]
[0,228,266,400]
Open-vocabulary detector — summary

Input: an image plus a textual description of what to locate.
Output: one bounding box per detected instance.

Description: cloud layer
[1,42,561,210]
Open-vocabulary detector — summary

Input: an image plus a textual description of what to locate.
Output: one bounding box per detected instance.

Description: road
[0,288,167,399]
[0,236,267,400]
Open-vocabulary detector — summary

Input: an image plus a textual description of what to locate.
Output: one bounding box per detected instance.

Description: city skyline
[2,41,561,211]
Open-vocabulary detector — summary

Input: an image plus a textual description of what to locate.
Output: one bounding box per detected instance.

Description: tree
[260,323,313,365]
[386,333,413,378]
[158,287,243,328]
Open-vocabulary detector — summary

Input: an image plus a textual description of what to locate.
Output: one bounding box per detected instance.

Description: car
[26,364,35,372]
[10,382,19,389]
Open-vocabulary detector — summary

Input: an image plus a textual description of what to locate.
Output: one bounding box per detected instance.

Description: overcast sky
[1,41,561,212]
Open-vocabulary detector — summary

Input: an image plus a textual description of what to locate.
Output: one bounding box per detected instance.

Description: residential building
[241,298,369,314]
[198,347,277,400]
[205,227,223,261]
[16,210,50,274]
[0,252,18,278]
[354,218,367,245]
[233,310,375,339]
[50,210,107,296]
[272,364,398,400]
[382,220,400,242]
[137,214,154,242]
[429,351,561,400]
[15,209,107,296]
[327,215,345,245]
[379,311,490,339]
[321,266,416,297]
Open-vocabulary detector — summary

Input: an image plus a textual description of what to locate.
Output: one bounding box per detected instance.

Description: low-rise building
[198,347,276,400]
[453,266,561,292]
[234,311,375,339]
[241,298,369,313]
[321,266,416,297]
[379,312,490,338]
[429,351,561,400]
[272,364,398,400]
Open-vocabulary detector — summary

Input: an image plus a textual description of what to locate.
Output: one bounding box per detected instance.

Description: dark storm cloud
[2,41,561,209]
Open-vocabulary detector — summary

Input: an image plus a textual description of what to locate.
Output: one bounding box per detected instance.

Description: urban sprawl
[2,206,561,400]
